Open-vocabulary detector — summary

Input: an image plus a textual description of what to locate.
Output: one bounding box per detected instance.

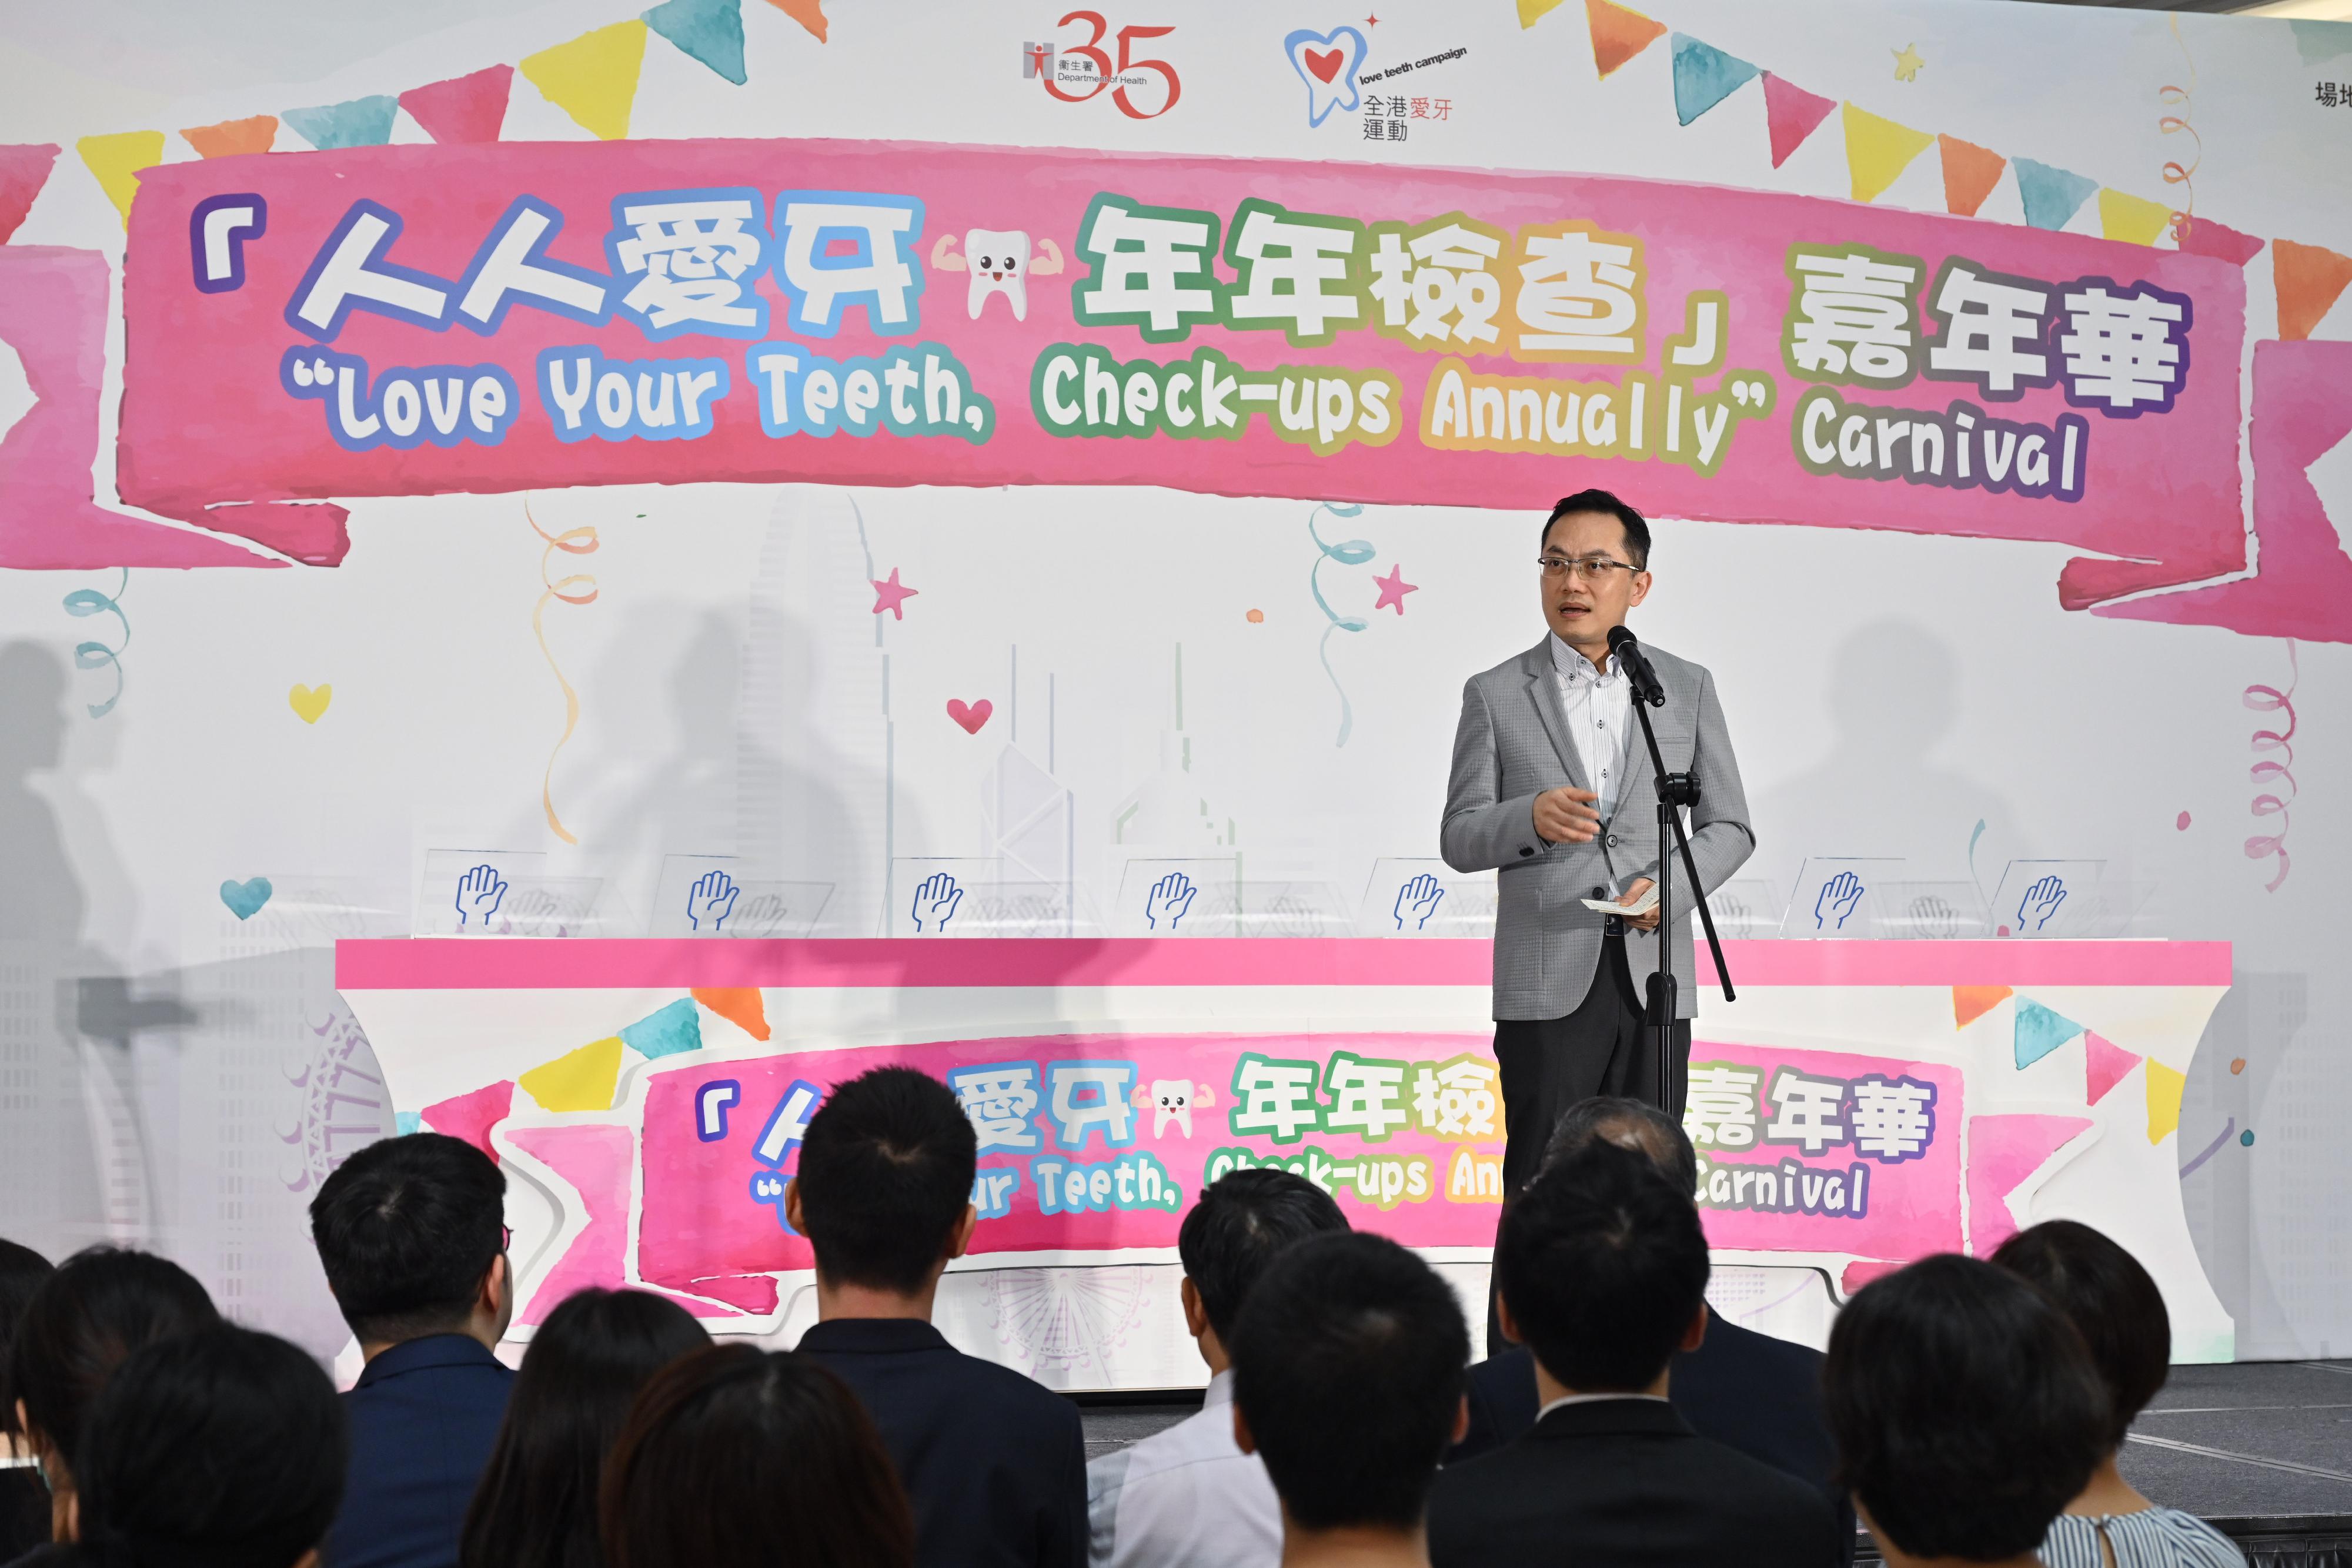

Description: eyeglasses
[1539,554,1639,580]
[502,1225,513,1252]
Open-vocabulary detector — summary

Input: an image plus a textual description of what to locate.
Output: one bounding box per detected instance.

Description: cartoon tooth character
[1130,1078,1215,1138]
[928,229,1065,321]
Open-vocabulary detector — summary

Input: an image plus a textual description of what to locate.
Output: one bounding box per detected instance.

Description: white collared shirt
[1535,1391,1672,1420]
[1087,1370,1281,1568]
[1549,633,1633,821]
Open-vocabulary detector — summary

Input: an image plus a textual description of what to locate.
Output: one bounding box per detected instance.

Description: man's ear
[784,1177,805,1235]
[1680,1300,1709,1353]
[947,1202,978,1262]
[1231,1401,1256,1456]
[1452,1391,1471,1445]
[1494,1290,1524,1348]
[480,1252,509,1315]
[1629,569,1652,607]
[1180,1276,1208,1339]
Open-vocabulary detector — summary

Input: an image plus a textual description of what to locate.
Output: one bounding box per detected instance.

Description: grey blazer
[1441,637,1754,1022]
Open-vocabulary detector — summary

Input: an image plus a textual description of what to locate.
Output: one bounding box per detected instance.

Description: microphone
[1607,624,1665,707]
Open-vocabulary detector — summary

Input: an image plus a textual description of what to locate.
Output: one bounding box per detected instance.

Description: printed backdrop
[0,0,2347,1363]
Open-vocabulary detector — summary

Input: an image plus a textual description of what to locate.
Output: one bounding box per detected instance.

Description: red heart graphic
[1303,46,1343,83]
[946,698,993,734]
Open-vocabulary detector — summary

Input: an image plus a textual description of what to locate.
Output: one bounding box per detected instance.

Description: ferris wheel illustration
[985,1266,1151,1377]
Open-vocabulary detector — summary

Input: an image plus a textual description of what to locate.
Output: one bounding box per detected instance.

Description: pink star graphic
[1372,563,1418,614]
[871,567,919,620]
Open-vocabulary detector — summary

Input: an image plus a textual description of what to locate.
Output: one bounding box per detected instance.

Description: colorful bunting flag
[1669,34,1759,126]
[2084,1031,2140,1106]
[2274,238,2352,342]
[521,19,651,141]
[0,143,60,245]
[691,986,772,1041]
[1840,103,1933,204]
[518,1035,624,1112]
[1966,1113,2093,1255]
[2290,19,2352,65]
[181,115,276,159]
[2144,1057,2186,1145]
[1952,984,2012,1029]
[646,0,747,85]
[763,0,828,43]
[400,65,514,145]
[75,131,163,229]
[2014,158,2099,232]
[1937,134,2006,218]
[2174,215,2264,269]
[2097,188,2173,248]
[1519,0,1568,25]
[1583,0,1666,80]
[620,997,704,1059]
[419,1079,515,1162]
[1762,74,1835,169]
[280,96,399,152]
[2013,998,2084,1069]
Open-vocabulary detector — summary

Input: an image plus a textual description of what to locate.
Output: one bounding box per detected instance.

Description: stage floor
[1078,1359,2352,1555]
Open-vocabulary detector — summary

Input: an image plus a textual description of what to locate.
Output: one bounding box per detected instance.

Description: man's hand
[1619,878,1660,931]
[1532,787,1601,845]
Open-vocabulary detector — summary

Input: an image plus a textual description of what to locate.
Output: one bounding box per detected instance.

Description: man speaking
[1441,490,1753,1194]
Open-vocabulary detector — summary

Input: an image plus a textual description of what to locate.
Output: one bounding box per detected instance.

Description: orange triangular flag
[1938,133,2007,218]
[1953,985,2013,1029]
[2274,238,2352,342]
[1585,0,1666,79]
[182,115,277,159]
[763,0,827,42]
[691,987,772,1042]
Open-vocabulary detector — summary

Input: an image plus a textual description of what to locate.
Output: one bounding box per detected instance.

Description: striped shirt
[2040,1507,2244,1567]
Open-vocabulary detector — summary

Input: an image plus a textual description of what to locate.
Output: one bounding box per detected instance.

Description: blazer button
[1519,847,1534,858]
[1605,833,1619,848]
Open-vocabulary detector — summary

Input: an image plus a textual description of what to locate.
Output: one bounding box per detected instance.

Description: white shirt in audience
[1086,1370,1280,1568]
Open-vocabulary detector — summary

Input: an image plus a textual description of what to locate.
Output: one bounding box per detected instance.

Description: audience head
[788,1068,976,1296]
[603,1344,913,1568]
[1177,1168,1349,1348]
[1823,1254,2109,1564]
[1538,1095,1698,1195]
[309,1132,509,1348]
[0,1238,54,1445]
[8,1246,219,1486]
[1229,1232,1469,1535]
[1992,1219,2170,1452]
[71,1323,343,1568]
[460,1288,709,1568]
[1498,1139,1709,1391]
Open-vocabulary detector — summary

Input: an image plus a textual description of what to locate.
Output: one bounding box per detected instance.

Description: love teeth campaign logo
[1284,26,1367,127]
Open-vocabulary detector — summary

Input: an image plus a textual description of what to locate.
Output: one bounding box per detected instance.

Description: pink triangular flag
[420,1079,515,1162]
[2084,1031,2141,1106]
[506,1125,632,1323]
[1966,1112,2093,1255]
[2174,215,2264,269]
[1761,74,1835,170]
[399,64,513,145]
[0,143,61,244]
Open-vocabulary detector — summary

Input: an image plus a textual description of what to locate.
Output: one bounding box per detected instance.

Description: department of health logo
[1022,41,1055,78]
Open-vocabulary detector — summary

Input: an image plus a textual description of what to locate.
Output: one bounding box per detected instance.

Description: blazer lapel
[1520,640,1587,791]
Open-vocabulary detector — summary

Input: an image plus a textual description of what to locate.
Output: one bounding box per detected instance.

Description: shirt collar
[796,1317,953,1355]
[353,1333,506,1387]
[1548,633,1619,683]
[1202,1368,1234,1407]
[1535,1390,1669,1422]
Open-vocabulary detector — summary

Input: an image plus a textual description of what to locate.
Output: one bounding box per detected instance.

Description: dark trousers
[1488,931,1690,1349]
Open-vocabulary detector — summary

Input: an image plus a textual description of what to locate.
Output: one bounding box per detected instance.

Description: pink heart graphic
[1304,46,1343,82]
[946,698,993,734]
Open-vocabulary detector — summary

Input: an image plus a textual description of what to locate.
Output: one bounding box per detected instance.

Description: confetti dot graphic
[1246,609,1264,623]
[2230,1057,2246,1075]
[2176,811,2191,830]
[2240,1129,2256,1146]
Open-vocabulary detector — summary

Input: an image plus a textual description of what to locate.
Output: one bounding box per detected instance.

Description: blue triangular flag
[1670,34,1760,128]
[280,95,399,151]
[644,0,747,86]
[2014,158,2099,232]
[621,997,704,1059]
[2013,999,2085,1069]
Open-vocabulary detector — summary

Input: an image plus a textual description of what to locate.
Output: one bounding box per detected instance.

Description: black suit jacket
[1429,1398,1841,1568]
[800,1318,1086,1568]
[327,1335,514,1568]
[1452,1309,1853,1559]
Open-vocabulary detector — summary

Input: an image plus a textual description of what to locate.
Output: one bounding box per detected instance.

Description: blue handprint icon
[1394,874,1446,931]
[910,872,963,933]
[688,870,739,932]
[455,864,507,928]
[1146,872,1197,930]
[1813,871,1865,931]
[2017,875,2067,934]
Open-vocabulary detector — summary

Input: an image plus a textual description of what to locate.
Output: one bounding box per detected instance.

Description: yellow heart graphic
[289,683,333,724]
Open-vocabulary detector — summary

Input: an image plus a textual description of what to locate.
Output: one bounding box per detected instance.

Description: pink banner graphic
[120,139,2243,600]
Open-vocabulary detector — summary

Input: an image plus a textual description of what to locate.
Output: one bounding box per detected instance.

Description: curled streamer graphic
[61,569,129,718]
[527,500,600,845]
[2158,19,2202,243]
[2244,641,2296,893]
[1307,501,1374,747]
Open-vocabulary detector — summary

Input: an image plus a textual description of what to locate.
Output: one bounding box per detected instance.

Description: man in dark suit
[789,1066,1086,1568]
[1448,1097,1852,1559]
[1428,1140,1840,1568]
[309,1132,515,1568]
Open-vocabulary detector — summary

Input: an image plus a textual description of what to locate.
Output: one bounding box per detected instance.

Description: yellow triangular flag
[2144,1057,2186,1145]
[2098,189,2174,248]
[1840,103,1934,204]
[76,131,165,229]
[1518,0,1568,26]
[518,1035,624,1112]
[520,19,649,141]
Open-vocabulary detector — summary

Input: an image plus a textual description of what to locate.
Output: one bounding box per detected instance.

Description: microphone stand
[1625,685,1736,1111]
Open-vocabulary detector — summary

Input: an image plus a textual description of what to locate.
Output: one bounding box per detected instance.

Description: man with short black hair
[1088,1169,1349,1567]
[787,1065,1085,1568]
[1429,1142,1838,1567]
[309,1132,514,1568]
[1229,1232,1470,1568]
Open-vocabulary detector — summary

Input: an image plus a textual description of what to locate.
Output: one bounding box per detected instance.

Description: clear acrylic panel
[891,857,1094,938]
[1877,881,1993,940]
[1703,878,1785,940]
[650,856,835,938]
[1357,858,1498,938]
[415,850,616,937]
[1780,858,1907,938]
